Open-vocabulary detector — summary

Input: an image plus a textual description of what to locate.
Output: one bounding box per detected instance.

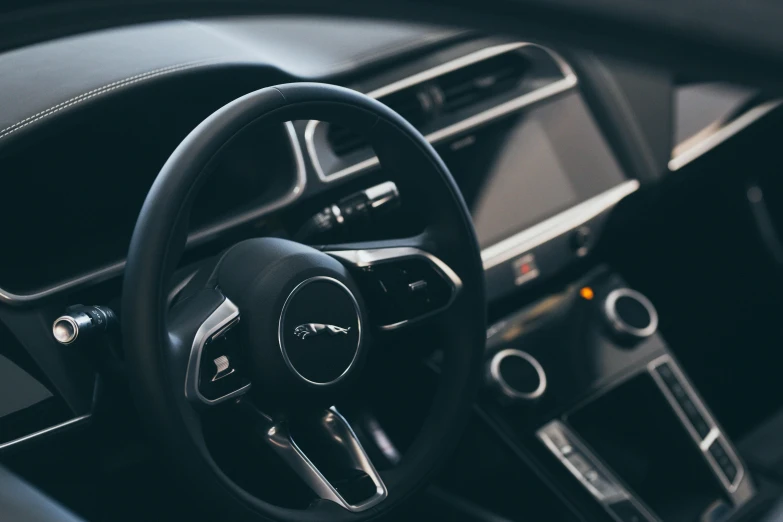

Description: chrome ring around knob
[52,314,90,345]
[487,349,547,400]
[604,288,658,341]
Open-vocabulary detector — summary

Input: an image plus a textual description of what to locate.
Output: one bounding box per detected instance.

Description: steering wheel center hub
[278,276,362,386]
[215,238,367,406]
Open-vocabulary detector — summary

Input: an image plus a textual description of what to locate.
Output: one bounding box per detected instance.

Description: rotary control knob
[603,288,658,344]
[486,349,547,401]
[52,305,118,345]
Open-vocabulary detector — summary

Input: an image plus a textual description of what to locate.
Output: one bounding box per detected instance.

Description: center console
[480,267,755,522]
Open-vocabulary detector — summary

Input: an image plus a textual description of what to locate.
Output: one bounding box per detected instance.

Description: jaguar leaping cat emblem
[294,323,351,340]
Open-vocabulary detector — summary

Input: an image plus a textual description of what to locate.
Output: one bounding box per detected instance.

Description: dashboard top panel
[0,17,460,152]
[0,18,643,307]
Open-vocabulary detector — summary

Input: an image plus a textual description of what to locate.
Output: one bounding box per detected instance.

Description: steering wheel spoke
[249,405,387,512]
[324,238,463,331]
[169,289,252,407]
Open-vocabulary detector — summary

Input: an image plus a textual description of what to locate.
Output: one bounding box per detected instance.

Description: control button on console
[541,424,570,452]
[603,288,658,345]
[665,381,710,436]
[681,398,698,417]
[708,440,738,484]
[709,442,726,460]
[656,363,677,385]
[570,226,591,257]
[512,253,540,286]
[568,456,623,500]
[609,500,648,522]
[486,349,546,401]
[565,452,593,476]
[694,420,711,438]
[670,382,686,399]
[685,409,708,434]
[588,473,622,500]
[723,464,738,483]
[538,421,627,505]
[654,360,717,441]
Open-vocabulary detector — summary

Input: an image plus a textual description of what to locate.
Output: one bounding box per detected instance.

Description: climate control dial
[486,349,547,401]
[603,288,658,344]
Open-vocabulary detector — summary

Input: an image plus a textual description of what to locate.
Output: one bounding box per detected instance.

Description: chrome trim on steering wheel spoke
[184,297,250,406]
[326,246,462,330]
[262,407,388,512]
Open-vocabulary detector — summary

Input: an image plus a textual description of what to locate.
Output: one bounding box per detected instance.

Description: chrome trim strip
[0,261,126,306]
[0,414,91,451]
[648,355,748,494]
[368,42,575,99]
[481,180,640,270]
[326,246,462,331]
[184,297,250,406]
[537,421,660,521]
[425,75,576,142]
[0,122,306,306]
[538,422,626,503]
[306,42,578,182]
[277,276,363,387]
[262,407,388,512]
[669,100,781,171]
[489,349,547,400]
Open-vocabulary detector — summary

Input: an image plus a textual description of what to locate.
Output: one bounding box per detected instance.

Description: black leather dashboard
[0,17,460,151]
[0,17,671,307]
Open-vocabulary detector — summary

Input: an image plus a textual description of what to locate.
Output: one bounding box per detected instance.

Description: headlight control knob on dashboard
[486,349,547,401]
[602,288,659,345]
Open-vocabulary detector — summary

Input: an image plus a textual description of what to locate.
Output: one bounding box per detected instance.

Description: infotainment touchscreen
[443,92,627,250]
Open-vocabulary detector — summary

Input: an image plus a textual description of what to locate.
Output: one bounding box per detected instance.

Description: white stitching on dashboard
[0,60,213,141]
[0,61,206,134]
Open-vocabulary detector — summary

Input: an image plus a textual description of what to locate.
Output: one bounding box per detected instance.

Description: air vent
[326,88,433,158]
[438,52,528,114]
[311,43,576,181]
[325,49,531,159]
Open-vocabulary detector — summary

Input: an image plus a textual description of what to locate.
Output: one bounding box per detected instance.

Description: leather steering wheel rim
[122,83,486,521]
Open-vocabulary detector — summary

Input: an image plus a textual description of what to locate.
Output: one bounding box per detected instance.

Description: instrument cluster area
[0,70,303,297]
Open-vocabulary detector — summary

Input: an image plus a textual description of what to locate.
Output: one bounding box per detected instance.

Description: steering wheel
[122,83,486,521]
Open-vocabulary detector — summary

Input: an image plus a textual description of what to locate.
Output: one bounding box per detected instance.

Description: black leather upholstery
[0,17,458,151]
